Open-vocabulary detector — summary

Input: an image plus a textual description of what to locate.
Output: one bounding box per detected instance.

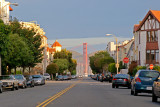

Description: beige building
[20,21,48,74]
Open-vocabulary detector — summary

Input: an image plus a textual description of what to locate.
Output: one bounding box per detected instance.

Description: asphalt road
[0,78,159,107]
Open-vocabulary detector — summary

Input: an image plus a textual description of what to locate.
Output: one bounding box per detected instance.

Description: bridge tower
[83,43,88,77]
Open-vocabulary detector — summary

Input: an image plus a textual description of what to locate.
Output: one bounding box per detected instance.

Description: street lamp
[106,34,119,74]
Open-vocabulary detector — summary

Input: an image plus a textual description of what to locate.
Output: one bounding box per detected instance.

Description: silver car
[0,75,19,91]
[32,75,45,85]
[14,75,27,89]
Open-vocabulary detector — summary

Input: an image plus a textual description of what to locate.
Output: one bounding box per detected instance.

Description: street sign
[150,64,154,70]
[123,57,129,63]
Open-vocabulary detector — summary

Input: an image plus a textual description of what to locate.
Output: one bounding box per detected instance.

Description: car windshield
[14,75,23,80]
[58,75,62,78]
[114,74,129,78]
[44,73,49,76]
[32,75,41,78]
[0,76,13,80]
[139,71,159,78]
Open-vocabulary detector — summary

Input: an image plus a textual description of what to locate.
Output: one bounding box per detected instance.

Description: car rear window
[114,74,129,78]
[139,71,159,78]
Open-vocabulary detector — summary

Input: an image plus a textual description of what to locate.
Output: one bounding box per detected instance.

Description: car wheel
[131,89,134,95]
[152,91,158,102]
[11,84,15,91]
[0,86,2,93]
[116,85,119,88]
[112,84,115,88]
[15,84,19,90]
[22,84,25,89]
[128,85,131,89]
[134,88,138,96]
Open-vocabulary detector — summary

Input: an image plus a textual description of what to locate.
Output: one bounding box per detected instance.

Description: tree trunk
[23,67,25,74]
[29,66,31,75]
[52,74,53,80]
[0,55,1,76]
[14,67,16,74]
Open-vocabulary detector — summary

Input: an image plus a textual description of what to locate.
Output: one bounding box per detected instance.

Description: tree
[89,51,115,74]
[53,59,69,74]
[46,63,59,80]
[108,63,117,74]
[153,66,160,72]
[128,61,137,76]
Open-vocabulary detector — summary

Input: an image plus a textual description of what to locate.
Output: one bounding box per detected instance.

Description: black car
[112,74,131,89]
[24,75,34,87]
[104,72,113,82]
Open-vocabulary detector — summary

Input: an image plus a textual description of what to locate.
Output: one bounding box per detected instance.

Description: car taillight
[136,77,141,82]
[124,79,128,81]
[113,78,117,80]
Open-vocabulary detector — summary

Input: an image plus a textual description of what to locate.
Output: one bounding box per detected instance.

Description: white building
[0,0,13,24]
[134,10,160,66]
[106,42,116,59]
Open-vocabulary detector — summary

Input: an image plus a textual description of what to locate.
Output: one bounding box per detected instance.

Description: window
[156,50,159,62]
[146,50,159,63]
[147,31,158,42]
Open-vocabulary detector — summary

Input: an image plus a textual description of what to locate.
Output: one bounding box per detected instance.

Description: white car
[43,73,51,80]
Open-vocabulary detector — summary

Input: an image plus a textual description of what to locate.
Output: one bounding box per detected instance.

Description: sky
[7,0,160,53]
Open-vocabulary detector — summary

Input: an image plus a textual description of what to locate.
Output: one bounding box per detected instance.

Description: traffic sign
[150,64,154,70]
[123,57,129,63]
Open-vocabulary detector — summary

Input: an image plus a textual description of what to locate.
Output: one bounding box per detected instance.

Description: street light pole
[106,34,119,74]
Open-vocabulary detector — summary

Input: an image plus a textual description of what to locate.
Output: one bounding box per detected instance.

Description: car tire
[11,85,14,91]
[116,85,119,88]
[15,84,19,90]
[152,91,158,102]
[0,86,2,93]
[134,88,138,96]
[112,84,115,88]
[22,84,25,89]
[131,89,134,95]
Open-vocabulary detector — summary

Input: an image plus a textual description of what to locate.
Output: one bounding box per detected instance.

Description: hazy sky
[8,0,160,40]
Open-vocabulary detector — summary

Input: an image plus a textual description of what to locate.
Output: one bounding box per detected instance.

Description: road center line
[36,81,80,107]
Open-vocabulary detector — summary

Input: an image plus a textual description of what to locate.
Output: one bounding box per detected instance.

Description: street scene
[0,0,160,107]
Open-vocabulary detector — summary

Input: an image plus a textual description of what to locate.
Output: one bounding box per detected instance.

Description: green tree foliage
[132,66,147,76]
[153,66,160,72]
[108,63,117,74]
[53,59,69,74]
[46,63,59,80]
[89,51,115,74]
[53,49,77,74]
[0,18,44,74]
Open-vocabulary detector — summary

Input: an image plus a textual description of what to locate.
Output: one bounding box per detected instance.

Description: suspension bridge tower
[83,43,88,77]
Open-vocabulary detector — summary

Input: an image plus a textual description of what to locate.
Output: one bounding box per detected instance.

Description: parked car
[24,75,34,87]
[104,72,113,82]
[131,70,159,96]
[63,75,70,80]
[55,75,64,81]
[32,75,45,85]
[0,75,19,91]
[91,74,97,80]
[152,75,160,102]
[71,75,76,79]
[14,74,27,89]
[0,80,3,93]
[112,74,131,89]
[43,73,51,80]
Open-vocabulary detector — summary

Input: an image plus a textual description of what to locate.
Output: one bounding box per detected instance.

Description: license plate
[146,87,152,90]
[118,79,122,81]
